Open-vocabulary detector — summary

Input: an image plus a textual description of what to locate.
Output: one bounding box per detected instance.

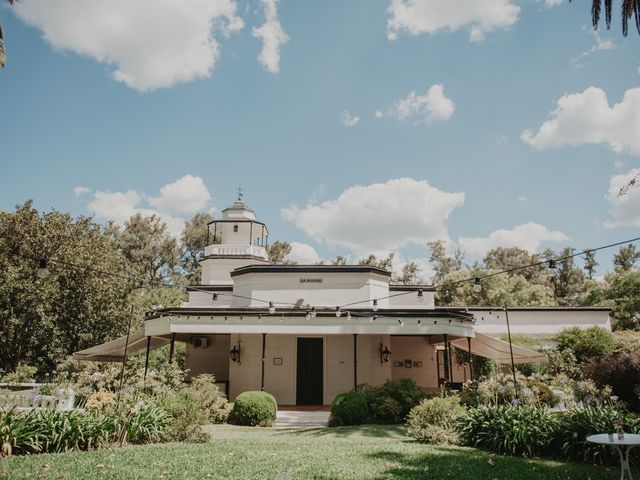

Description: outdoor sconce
[230,344,241,364]
[380,344,391,364]
[36,258,50,279]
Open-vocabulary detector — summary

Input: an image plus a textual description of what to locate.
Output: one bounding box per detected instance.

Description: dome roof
[221,201,257,221]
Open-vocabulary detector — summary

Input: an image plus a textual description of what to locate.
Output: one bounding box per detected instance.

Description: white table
[586,433,640,480]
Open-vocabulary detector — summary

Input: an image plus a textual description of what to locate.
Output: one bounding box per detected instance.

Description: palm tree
[571,0,640,36]
[0,0,16,69]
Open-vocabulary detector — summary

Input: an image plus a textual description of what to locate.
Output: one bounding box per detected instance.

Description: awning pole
[261,333,266,391]
[467,336,473,382]
[353,334,358,389]
[168,333,176,364]
[447,339,454,385]
[117,304,134,402]
[143,336,151,382]
[504,305,519,400]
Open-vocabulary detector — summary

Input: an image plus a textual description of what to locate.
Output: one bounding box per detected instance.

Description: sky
[0,0,639,280]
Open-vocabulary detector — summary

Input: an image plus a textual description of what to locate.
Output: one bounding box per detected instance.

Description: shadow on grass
[275,424,408,439]
[363,448,620,480]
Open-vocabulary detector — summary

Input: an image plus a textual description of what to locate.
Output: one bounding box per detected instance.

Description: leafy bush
[356,379,425,424]
[156,389,208,442]
[406,396,465,445]
[187,374,231,424]
[552,404,640,465]
[555,327,614,363]
[1,364,38,384]
[122,401,170,444]
[583,352,640,411]
[230,391,277,427]
[0,408,42,456]
[329,390,370,427]
[457,405,558,457]
[85,392,117,411]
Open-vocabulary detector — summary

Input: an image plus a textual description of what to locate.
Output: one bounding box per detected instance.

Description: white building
[76,199,612,406]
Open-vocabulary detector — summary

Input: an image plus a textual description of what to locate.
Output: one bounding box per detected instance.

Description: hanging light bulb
[306,310,312,321]
[347,311,352,322]
[372,299,379,312]
[36,258,50,279]
[212,293,219,306]
[335,307,342,318]
[417,289,424,304]
[473,277,482,293]
[369,316,374,323]
[398,319,403,327]
[417,319,421,326]
[224,316,228,324]
[268,301,276,315]
[311,307,317,318]
[547,259,557,277]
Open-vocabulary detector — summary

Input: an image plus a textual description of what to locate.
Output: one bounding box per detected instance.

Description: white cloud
[386,0,520,42]
[375,110,384,119]
[614,159,626,170]
[148,175,211,216]
[73,186,91,197]
[571,31,615,68]
[604,168,640,228]
[86,175,213,237]
[521,87,640,156]
[386,84,455,124]
[458,222,569,257]
[339,110,360,127]
[544,0,564,7]
[13,0,244,91]
[517,196,528,203]
[252,0,288,73]
[281,177,465,255]
[286,242,322,264]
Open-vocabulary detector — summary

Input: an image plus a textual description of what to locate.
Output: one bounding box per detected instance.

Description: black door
[296,337,323,405]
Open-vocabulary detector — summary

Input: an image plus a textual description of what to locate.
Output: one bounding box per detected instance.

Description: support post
[168,333,176,364]
[143,336,151,381]
[504,305,519,400]
[117,304,135,399]
[447,340,454,385]
[467,336,474,382]
[261,333,266,391]
[353,334,358,389]
[443,334,450,386]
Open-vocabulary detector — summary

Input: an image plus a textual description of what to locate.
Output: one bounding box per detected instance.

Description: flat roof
[445,306,612,312]
[230,264,392,277]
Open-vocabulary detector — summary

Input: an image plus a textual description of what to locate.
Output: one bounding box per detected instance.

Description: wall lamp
[230,344,241,364]
[380,343,391,363]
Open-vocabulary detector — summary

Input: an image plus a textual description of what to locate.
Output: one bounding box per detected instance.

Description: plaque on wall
[273,357,283,366]
[393,361,403,367]
[404,359,412,368]
[413,361,423,368]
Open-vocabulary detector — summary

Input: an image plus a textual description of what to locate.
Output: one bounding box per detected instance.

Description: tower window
[233,224,238,232]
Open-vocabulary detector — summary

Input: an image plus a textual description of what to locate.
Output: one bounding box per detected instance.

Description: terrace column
[353,334,358,389]
[261,333,266,391]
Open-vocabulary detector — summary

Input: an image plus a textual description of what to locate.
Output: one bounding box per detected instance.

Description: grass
[0,424,622,479]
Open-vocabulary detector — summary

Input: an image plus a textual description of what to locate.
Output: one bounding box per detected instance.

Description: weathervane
[237,186,243,202]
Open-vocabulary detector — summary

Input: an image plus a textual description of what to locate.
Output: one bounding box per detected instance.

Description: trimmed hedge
[230,391,277,427]
[328,391,369,427]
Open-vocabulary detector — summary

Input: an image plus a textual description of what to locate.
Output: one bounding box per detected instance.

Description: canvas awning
[72,332,170,362]
[449,332,548,364]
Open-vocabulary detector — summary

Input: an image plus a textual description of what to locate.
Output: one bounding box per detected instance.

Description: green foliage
[1,364,37,383]
[406,396,465,445]
[613,245,640,272]
[552,405,640,465]
[457,405,559,457]
[267,241,294,264]
[328,390,369,427]
[184,374,231,424]
[555,326,614,363]
[358,378,425,424]
[0,201,132,375]
[391,261,424,285]
[154,389,208,443]
[583,352,640,411]
[230,391,277,427]
[180,212,213,285]
[123,401,170,444]
[604,270,640,330]
[358,253,394,270]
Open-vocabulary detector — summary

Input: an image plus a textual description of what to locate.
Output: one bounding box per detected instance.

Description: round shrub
[231,391,277,427]
[329,390,369,427]
[555,326,614,363]
[406,396,465,445]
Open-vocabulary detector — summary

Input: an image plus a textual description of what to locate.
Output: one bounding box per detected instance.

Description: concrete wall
[390,336,439,393]
[184,334,230,384]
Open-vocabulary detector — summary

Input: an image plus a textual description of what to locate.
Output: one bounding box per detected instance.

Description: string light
[268,301,276,315]
[347,311,352,321]
[306,310,311,321]
[473,277,482,293]
[311,307,317,318]
[417,289,424,304]
[335,307,342,318]
[547,260,557,277]
[212,293,219,306]
[224,316,228,324]
[372,299,379,312]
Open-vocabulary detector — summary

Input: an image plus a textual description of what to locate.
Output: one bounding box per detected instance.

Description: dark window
[233,224,238,232]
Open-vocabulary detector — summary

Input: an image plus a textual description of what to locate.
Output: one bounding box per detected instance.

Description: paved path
[274,410,330,428]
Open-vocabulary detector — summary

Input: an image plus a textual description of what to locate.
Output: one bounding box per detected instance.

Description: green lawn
[0,424,622,480]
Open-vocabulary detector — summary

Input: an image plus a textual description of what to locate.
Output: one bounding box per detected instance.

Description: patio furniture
[586,433,640,480]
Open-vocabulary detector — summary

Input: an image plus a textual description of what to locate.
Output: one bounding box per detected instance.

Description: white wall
[389,290,436,309]
[390,336,439,392]
[184,334,230,383]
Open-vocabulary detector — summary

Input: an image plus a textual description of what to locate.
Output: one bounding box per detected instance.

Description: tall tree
[583,250,599,279]
[180,212,213,285]
[605,270,640,330]
[0,201,132,375]
[552,247,587,306]
[267,241,294,264]
[427,240,459,282]
[329,256,347,265]
[0,1,16,70]
[483,247,543,281]
[571,0,640,37]
[106,214,179,286]
[358,253,394,270]
[613,244,640,271]
[392,261,424,285]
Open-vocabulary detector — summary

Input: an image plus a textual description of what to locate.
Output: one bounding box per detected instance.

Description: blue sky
[1,0,639,278]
